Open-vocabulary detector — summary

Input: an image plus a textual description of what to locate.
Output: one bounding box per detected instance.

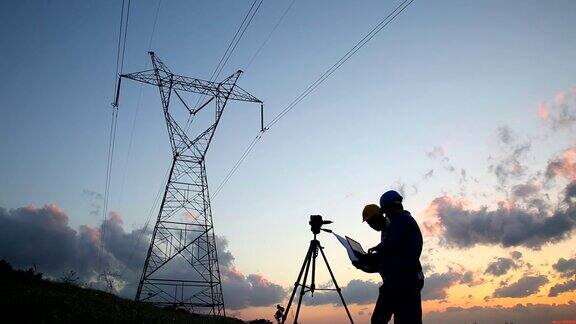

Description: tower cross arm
[121,70,262,103]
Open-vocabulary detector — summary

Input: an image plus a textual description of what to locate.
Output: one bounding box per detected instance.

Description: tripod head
[309,215,333,235]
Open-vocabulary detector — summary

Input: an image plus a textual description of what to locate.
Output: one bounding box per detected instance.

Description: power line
[112,0,126,94]
[117,0,166,279]
[266,0,414,129]
[244,0,297,71]
[213,0,415,197]
[119,0,132,75]
[212,132,262,197]
[147,0,163,50]
[186,0,263,131]
[98,0,131,275]
[212,0,263,81]
[118,0,163,204]
[213,0,298,197]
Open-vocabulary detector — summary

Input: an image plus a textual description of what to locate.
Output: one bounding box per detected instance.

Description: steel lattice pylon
[118,52,262,315]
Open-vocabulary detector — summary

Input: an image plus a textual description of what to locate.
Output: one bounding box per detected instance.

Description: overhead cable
[118,0,163,203]
[213,0,415,197]
[99,0,131,275]
[187,0,263,131]
[266,0,414,129]
[244,0,297,71]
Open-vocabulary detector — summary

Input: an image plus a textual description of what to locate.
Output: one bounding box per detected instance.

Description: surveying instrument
[281,215,354,324]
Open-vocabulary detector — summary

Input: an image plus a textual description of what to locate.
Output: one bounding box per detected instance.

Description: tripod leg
[311,240,317,295]
[293,245,313,324]
[319,245,355,324]
[282,243,313,324]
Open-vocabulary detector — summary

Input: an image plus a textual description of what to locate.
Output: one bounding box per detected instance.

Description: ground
[0,260,252,324]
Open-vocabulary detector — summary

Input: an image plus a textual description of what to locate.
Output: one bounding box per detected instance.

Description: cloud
[0,204,81,275]
[489,126,532,188]
[484,257,518,276]
[511,182,540,199]
[223,267,286,310]
[538,87,576,131]
[393,180,407,197]
[566,182,576,201]
[421,269,475,301]
[492,275,548,298]
[497,126,515,145]
[303,279,379,306]
[510,251,523,260]
[548,279,576,297]
[0,204,285,309]
[546,146,576,181]
[424,302,576,324]
[424,181,576,249]
[426,146,446,160]
[425,145,456,173]
[304,269,481,305]
[552,257,576,278]
[82,189,103,216]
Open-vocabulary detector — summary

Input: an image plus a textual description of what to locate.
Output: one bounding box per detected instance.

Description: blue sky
[1,1,576,321]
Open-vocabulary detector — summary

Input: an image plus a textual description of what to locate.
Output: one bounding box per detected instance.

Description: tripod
[282,230,354,324]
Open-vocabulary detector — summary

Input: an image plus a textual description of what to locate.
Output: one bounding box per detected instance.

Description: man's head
[379,190,404,216]
[362,204,386,231]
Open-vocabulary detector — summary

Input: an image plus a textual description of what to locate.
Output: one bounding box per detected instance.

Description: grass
[0,260,246,323]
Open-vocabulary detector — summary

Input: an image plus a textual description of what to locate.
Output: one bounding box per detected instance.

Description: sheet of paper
[333,232,359,262]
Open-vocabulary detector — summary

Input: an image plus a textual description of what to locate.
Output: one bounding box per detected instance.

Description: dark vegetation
[0,260,248,323]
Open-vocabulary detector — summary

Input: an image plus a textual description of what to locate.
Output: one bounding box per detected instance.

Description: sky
[1,0,576,323]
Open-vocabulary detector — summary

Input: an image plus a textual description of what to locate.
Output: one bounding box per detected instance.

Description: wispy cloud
[488,126,532,189]
[546,146,576,181]
[538,87,576,131]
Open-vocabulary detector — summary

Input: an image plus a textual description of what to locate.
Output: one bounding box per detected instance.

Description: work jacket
[367,210,423,280]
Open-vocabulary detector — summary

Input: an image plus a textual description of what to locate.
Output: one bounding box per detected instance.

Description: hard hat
[362,204,381,222]
[380,190,403,208]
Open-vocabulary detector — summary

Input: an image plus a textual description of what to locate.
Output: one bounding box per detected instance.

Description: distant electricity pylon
[116,52,263,315]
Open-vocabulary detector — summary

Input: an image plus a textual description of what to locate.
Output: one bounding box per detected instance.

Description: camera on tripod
[309,215,333,234]
[281,215,354,323]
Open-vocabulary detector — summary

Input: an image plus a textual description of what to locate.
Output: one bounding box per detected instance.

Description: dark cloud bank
[0,204,285,310]
[427,179,576,249]
[492,275,549,298]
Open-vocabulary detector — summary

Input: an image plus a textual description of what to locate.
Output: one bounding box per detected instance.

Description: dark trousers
[371,277,424,324]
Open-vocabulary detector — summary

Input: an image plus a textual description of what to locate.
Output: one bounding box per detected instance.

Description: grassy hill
[0,260,252,323]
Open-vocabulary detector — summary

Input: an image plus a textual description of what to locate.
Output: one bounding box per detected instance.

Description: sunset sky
[1,1,575,323]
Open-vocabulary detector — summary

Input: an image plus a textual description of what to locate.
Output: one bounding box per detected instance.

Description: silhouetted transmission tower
[117,52,263,315]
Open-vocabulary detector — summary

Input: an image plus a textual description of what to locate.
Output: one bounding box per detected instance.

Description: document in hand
[333,233,366,263]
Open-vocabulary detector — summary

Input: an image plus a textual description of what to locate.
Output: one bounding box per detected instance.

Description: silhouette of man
[353,190,424,324]
[274,304,285,324]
